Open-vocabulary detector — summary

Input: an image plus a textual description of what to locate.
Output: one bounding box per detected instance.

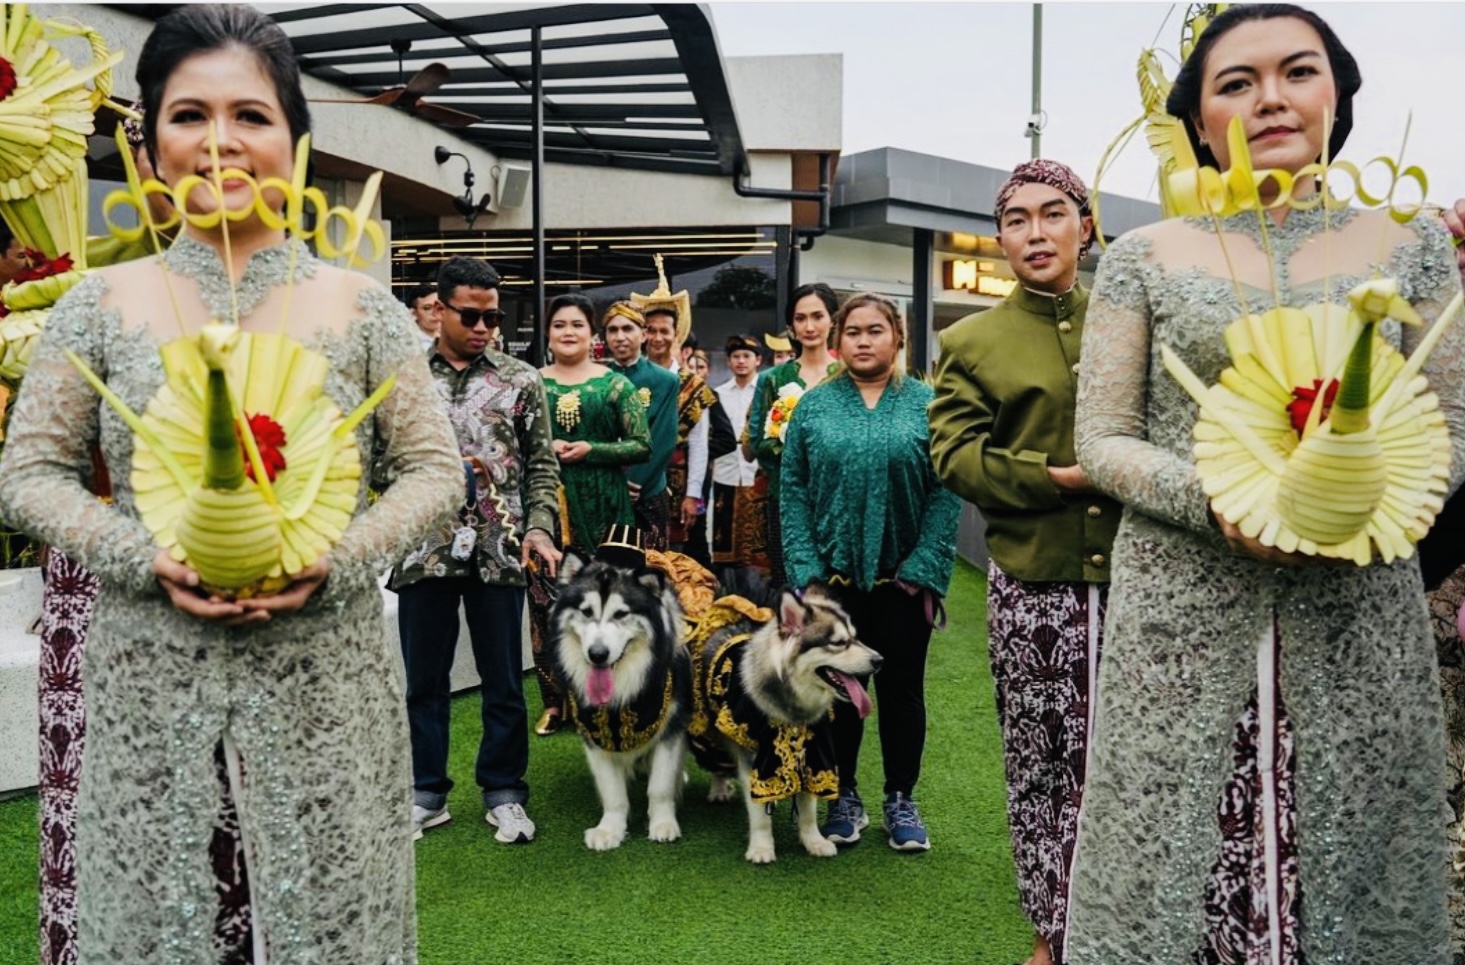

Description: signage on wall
[943,259,1017,298]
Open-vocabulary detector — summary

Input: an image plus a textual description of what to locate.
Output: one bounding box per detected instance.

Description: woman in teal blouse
[744,282,842,586]
[529,292,651,734]
[780,293,961,853]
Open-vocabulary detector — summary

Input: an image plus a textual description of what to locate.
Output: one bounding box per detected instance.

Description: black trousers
[828,581,933,798]
[398,576,529,810]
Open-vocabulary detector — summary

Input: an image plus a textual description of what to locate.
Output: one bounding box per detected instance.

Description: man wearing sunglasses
[391,256,562,846]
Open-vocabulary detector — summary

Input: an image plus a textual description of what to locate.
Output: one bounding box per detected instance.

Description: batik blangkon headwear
[994,158,1093,257]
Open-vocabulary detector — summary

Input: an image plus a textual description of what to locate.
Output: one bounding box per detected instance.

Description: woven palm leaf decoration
[65,127,398,597]
[0,3,126,391]
[1159,118,1461,566]
[1092,5,1226,242]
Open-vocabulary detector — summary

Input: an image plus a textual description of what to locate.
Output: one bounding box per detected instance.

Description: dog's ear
[636,567,667,594]
[558,549,585,584]
[779,590,807,636]
[802,580,833,605]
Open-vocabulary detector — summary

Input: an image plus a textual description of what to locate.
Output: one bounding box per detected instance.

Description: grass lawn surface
[0,561,1031,964]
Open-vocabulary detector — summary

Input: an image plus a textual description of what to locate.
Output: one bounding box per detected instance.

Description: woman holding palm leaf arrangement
[0,6,460,962]
[1067,6,1465,963]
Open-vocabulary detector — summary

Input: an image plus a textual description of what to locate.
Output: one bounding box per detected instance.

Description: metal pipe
[530,24,546,367]
[1030,4,1043,160]
[732,153,832,252]
[798,153,832,251]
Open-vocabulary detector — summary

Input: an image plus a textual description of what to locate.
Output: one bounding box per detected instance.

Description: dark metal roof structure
[106,3,748,177]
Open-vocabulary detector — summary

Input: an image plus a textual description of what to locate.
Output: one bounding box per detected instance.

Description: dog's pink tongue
[586,667,615,707]
[832,671,873,719]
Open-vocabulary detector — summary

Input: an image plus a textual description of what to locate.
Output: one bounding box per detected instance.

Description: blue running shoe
[883,792,930,852]
[819,788,868,846]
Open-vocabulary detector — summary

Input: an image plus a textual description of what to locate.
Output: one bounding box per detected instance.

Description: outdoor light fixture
[434,145,494,228]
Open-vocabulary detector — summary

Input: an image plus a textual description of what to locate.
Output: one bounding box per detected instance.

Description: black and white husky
[690,584,883,863]
[552,550,691,851]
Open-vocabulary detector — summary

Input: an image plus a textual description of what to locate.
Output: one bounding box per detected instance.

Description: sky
[708,2,1465,211]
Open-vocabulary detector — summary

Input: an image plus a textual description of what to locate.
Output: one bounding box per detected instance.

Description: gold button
[1090,553,1106,566]
[1071,362,1081,375]
[1087,505,1101,518]
[1058,321,1073,333]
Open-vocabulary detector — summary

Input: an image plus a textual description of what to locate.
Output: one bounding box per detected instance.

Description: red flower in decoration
[1288,379,1340,436]
[13,250,75,285]
[0,57,16,101]
[239,413,288,482]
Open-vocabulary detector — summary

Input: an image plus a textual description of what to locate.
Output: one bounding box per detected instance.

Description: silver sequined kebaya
[1069,206,1465,963]
[0,236,463,963]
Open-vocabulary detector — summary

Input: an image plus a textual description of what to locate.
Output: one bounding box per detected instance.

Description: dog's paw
[584,826,626,851]
[648,817,681,843]
[744,843,777,864]
[802,835,838,858]
[707,775,736,804]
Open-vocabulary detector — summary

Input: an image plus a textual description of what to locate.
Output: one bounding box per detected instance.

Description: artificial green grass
[0,560,1031,964]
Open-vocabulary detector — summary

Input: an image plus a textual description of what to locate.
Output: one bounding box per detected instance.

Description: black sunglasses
[443,302,507,329]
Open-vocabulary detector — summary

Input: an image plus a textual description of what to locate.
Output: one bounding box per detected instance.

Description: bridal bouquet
[763,384,804,446]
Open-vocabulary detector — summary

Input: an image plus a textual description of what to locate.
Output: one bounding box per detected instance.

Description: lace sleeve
[1391,215,1465,494]
[0,275,160,593]
[897,387,963,597]
[746,368,777,466]
[584,374,650,466]
[1075,231,1214,535]
[330,288,461,572]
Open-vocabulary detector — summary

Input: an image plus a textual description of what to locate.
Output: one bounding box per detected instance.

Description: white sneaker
[412,803,451,841]
[485,802,535,844]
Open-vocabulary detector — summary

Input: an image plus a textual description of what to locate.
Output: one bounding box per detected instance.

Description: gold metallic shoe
[534,707,564,737]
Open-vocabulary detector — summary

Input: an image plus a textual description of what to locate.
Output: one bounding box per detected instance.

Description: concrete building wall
[40,4,496,200]
[462,152,794,233]
[724,55,843,152]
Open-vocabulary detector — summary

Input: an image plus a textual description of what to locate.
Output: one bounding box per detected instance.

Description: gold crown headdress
[629,254,691,348]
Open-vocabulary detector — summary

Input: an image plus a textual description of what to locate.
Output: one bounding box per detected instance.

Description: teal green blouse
[743,359,842,501]
[779,374,961,595]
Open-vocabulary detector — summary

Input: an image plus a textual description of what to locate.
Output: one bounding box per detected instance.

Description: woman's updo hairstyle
[137,5,312,165]
[1165,4,1361,170]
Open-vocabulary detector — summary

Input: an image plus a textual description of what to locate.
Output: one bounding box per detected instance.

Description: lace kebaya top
[0,235,462,964]
[1067,205,1465,964]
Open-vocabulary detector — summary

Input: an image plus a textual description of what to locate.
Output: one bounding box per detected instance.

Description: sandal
[534,707,564,736]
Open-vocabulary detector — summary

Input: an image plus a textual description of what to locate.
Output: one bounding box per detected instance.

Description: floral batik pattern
[39,552,252,965]
[1431,567,1465,963]
[38,550,97,965]
[1201,691,1301,965]
[985,562,1105,962]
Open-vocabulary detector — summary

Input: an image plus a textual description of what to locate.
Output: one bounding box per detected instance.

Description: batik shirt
[391,346,560,589]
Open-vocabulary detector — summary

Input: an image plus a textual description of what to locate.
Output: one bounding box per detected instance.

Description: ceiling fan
[311,39,478,128]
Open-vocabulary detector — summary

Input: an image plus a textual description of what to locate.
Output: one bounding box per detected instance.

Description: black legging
[828,581,933,798]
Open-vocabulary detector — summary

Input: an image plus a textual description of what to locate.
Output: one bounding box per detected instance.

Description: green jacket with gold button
[928,284,1120,583]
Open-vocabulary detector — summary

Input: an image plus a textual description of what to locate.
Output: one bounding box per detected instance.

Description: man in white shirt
[406,283,442,352]
[710,335,766,580]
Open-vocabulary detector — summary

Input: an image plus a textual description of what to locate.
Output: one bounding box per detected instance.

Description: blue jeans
[399,577,529,811]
